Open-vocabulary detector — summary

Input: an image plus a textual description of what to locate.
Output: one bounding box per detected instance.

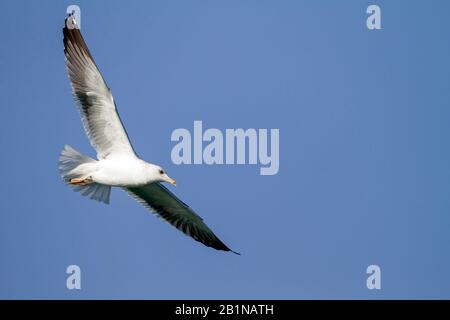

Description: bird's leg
[69,176,93,186]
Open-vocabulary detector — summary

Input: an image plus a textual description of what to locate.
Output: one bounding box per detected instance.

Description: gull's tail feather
[71,182,111,204]
[59,145,95,179]
[58,145,111,204]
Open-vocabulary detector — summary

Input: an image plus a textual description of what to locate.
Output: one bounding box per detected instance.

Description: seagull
[59,15,239,255]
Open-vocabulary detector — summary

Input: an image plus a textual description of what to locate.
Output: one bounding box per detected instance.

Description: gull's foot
[69,177,93,186]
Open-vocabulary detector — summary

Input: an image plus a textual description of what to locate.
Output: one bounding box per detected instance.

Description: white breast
[92,156,149,187]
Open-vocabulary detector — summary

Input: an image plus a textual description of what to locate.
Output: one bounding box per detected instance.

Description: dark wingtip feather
[222,243,241,255]
[62,14,95,63]
[210,237,240,255]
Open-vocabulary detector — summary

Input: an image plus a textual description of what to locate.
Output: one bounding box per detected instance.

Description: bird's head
[147,163,176,186]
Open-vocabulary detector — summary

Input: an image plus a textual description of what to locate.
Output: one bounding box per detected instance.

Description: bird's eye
[159,169,164,175]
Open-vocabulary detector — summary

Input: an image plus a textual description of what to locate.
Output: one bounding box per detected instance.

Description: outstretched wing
[63,15,136,159]
[125,183,239,254]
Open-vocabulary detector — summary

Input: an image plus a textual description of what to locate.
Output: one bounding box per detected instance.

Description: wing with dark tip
[124,183,239,254]
[63,15,136,160]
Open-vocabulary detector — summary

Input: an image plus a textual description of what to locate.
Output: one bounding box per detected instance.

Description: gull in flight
[59,15,239,254]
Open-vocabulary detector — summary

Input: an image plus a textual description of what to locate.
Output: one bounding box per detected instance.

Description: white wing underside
[63,21,136,160]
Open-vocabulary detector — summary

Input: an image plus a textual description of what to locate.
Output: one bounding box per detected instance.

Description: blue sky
[0,0,450,299]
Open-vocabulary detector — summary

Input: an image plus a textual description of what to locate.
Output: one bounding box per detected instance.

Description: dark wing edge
[124,183,240,255]
[62,14,137,159]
